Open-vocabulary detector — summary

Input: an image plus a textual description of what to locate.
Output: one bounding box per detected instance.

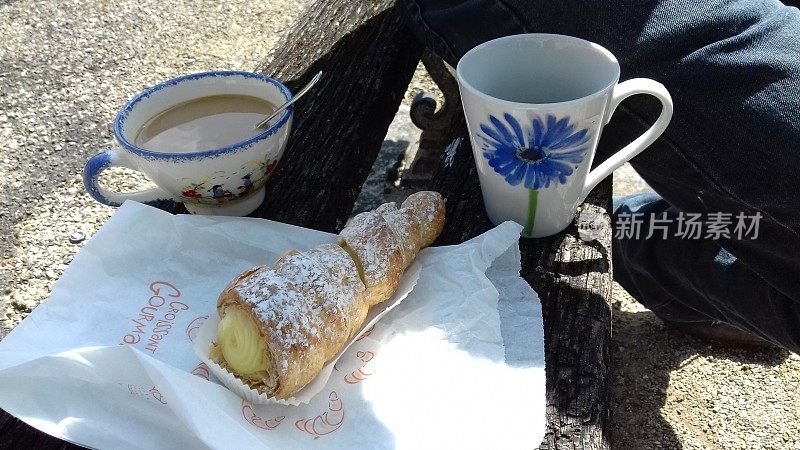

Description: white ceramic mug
[456,34,673,237]
[83,71,293,216]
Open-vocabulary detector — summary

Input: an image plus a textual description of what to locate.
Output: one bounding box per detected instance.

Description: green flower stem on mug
[524,189,538,237]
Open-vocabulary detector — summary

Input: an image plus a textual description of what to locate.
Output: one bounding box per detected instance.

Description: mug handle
[580,78,673,200]
[83,148,176,206]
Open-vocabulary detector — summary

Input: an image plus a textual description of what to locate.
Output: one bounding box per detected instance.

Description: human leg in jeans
[398,0,800,353]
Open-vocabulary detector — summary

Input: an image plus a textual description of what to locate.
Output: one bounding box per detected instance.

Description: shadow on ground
[611,307,789,449]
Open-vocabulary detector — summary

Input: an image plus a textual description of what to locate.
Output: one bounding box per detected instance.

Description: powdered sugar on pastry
[234,267,322,349]
[303,245,367,312]
[378,205,422,266]
[275,249,368,360]
[213,191,446,399]
[339,211,404,305]
[401,191,446,246]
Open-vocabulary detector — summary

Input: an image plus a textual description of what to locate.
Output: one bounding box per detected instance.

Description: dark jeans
[399,0,800,353]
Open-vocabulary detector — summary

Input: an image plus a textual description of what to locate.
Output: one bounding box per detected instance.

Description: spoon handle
[254,71,322,130]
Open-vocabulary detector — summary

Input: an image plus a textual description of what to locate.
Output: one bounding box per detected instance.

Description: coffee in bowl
[83,71,294,216]
[134,95,276,153]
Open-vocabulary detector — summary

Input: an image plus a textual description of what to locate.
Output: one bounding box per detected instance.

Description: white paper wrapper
[0,201,545,450]
[192,264,420,406]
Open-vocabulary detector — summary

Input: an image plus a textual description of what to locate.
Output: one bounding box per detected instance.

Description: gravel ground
[0,0,304,333]
[1,1,798,449]
[612,169,800,450]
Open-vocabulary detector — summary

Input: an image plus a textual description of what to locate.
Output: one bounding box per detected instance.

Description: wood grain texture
[251,0,423,232]
[427,114,612,450]
[0,0,422,448]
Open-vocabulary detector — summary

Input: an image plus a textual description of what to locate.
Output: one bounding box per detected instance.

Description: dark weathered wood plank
[532,187,612,450]
[251,0,422,232]
[424,113,613,450]
[0,0,423,447]
[0,416,76,450]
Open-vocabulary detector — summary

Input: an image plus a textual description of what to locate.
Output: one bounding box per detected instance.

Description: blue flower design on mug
[479,113,590,235]
[480,113,590,189]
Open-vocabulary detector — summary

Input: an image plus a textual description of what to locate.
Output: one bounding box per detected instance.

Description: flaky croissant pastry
[210,191,445,398]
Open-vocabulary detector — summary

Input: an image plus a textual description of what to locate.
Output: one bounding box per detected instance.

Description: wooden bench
[0,1,613,448]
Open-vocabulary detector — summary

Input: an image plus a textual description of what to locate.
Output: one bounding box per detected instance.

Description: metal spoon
[253,71,322,130]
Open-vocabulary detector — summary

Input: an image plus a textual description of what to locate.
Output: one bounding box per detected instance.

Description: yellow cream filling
[217,308,268,377]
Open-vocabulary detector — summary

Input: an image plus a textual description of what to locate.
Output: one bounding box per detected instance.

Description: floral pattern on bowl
[179,158,278,205]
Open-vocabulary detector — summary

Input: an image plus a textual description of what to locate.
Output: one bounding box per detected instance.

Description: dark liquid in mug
[134,95,276,153]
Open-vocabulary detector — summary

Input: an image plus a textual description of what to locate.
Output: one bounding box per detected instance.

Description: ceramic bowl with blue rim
[83,71,293,216]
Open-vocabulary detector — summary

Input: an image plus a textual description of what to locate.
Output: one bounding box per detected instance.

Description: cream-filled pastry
[210,191,445,398]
